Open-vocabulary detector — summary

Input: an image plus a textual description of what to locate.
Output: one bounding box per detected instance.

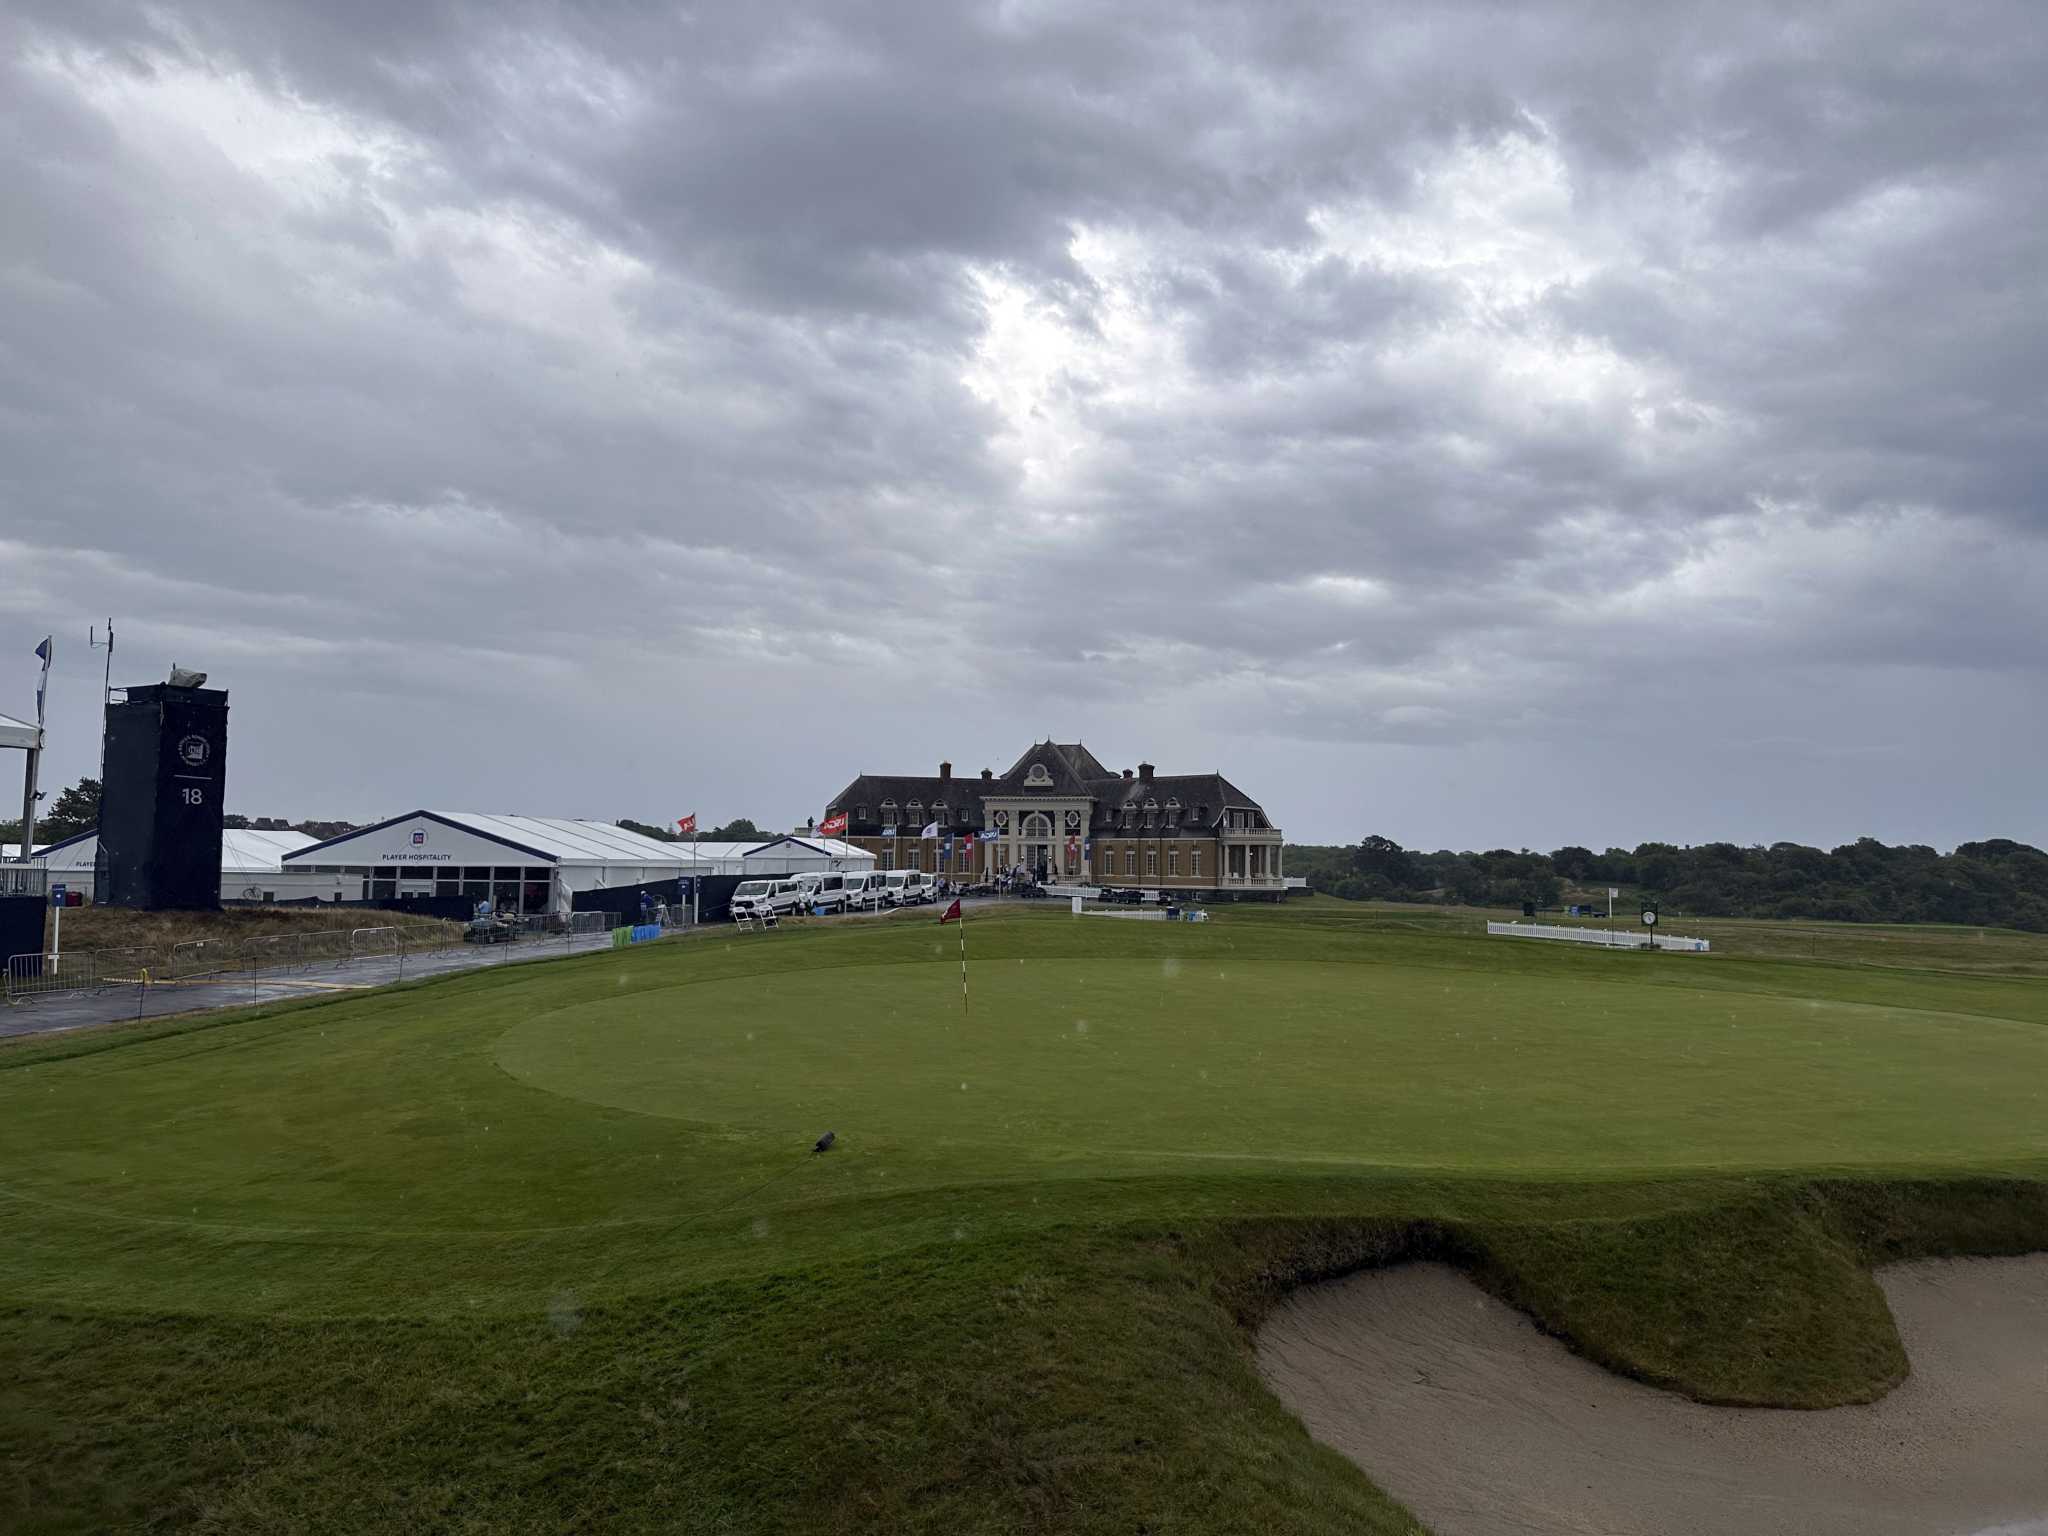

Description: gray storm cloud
[2,1,2042,849]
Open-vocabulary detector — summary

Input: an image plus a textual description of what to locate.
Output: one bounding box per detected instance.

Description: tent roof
[0,710,38,752]
[286,810,712,866]
[222,828,318,868]
[12,829,317,873]
[742,835,871,859]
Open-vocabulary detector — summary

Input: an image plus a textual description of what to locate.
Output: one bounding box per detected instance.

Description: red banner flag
[938,898,962,925]
[819,811,848,837]
[676,814,697,835]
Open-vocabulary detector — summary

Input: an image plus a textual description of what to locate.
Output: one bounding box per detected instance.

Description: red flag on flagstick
[820,811,848,837]
[938,898,962,925]
[676,814,697,835]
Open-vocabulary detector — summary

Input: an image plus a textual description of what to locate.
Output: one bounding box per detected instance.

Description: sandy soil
[1257,1256,2048,1536]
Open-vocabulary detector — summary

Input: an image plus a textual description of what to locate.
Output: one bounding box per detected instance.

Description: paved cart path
[1,929,624,1040]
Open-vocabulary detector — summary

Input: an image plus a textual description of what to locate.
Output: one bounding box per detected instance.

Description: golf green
[496,956,2048,1174]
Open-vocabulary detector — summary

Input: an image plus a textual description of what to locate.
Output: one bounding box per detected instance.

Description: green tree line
[1285,834,2048,932]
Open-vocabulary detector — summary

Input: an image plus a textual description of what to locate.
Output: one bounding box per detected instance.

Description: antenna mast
[90,620,114,789]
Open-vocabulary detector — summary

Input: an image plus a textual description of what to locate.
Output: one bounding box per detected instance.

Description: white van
[883,870,933,906]
[843,871,889,912]
[796,871,852,914]
[839,876,888,913]
[731,878,805,919]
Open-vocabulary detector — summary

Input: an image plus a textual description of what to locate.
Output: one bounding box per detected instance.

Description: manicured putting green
[497,957,2048,1173]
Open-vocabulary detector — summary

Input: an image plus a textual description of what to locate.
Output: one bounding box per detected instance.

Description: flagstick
[958,908,969,1016]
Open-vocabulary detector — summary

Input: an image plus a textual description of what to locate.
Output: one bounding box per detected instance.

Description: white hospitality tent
[0,710,36,752]
[15,827,329,904]
[678,836,876,877]
[281,811,715,916]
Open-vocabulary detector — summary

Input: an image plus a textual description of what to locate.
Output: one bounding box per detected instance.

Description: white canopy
[0,710,38,751]
[282,811,713,870]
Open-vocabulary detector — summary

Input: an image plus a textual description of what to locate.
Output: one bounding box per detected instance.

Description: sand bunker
[1257,1255,2048,1536]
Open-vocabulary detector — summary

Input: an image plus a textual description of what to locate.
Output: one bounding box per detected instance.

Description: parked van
[843,871,889,912]
[731,878,805,918]
[796,871,852,914]
[883,870,933,906]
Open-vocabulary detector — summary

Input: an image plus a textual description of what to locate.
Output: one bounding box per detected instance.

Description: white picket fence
[1485,921,1710,953]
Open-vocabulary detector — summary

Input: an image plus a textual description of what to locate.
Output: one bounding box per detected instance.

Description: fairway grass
[3,906,2046,1533]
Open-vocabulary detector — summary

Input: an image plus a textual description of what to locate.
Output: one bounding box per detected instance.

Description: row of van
[729,869,938,919]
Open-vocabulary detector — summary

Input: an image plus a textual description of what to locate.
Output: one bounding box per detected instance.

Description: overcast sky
[3,2,2043,851]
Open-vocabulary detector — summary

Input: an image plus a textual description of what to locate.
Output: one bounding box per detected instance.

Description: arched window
[1023,811,1053,839]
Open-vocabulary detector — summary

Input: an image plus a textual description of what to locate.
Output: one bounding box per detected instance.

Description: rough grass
[2,905,2045,1533]
[1272,891,2048,976]
[42,902,460,954]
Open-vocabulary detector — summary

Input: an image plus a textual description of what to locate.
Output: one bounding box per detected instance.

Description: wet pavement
[0,929,626,1041]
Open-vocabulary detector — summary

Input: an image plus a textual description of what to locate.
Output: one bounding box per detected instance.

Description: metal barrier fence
[1,859,49,898]
[3,909,635,1007]
[94,947,159,990]
[5,949,95,1001]
[168,938,238,981]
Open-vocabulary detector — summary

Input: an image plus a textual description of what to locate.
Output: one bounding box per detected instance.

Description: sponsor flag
[33,635,51,724]
[820,811,848,837]
[676,814,697,835]
[920,820,940,839]
[938,898,962,925]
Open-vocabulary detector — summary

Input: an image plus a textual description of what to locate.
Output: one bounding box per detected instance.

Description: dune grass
[41,901,459,955]
[2,904,2044,1532]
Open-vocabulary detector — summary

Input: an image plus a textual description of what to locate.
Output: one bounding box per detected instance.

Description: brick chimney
[1122,768,1133,780]
[939,761,952,783]
[1138,761,1154,781]
[981,767,993,781]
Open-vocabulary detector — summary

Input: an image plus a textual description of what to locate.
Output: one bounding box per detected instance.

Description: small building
[281,810,713,917]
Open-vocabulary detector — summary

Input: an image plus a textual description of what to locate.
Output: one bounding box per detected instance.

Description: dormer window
[934,802,948,824]
[907,800,922,821]
[881,800,897,827]
[857,805,868,822]
[1120,805,1133,829]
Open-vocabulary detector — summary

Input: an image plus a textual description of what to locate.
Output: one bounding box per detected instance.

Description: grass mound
[2,905,2044,1532]
[41,901,459,954]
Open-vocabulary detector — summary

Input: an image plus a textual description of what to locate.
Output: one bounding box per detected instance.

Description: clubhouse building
[824,741,1285,897]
